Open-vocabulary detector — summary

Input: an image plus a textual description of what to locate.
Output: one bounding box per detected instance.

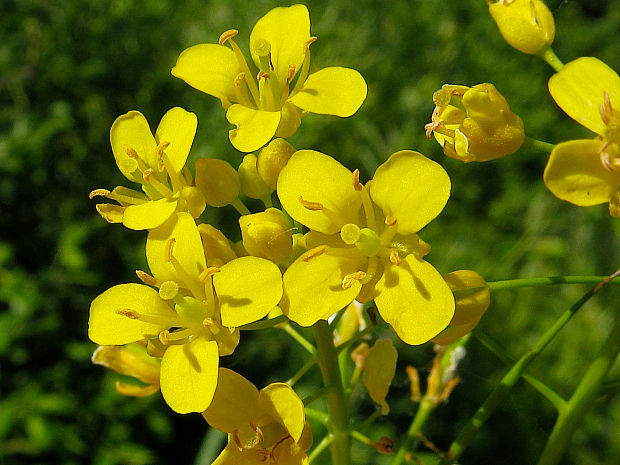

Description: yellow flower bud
[432,270,490,345]
[195,158,240,207]
[180,185,206,218]
[334,301,366,345]
[239,153,273,199]
[239,208,293,263]
[257,138,296,189]
[488,0,555,55]
[362,339,397,414]
[426,83,525,162]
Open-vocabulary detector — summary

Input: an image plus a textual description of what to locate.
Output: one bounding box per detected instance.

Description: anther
[199,267,221,282]
[136,270,158,286]
[342,271,367,289]
[165,238,176,262]
[203,317,220,334]
[143,168,154,182]
[385,216,397,226]
[89,188,111,199]
[600,91,614,125]
[218,29,239,46]
[352,169,363,191]
[115,308,140,319]
[389,249,401,266]
[286,65,296,82]
[302,246,328,262]
[257,70,270,81]
[298,196,324,210]
[304,36,318,50]
[157,141,170,154]
[234,73,246,87]
[158,330,170,346]
[124,144,139,159]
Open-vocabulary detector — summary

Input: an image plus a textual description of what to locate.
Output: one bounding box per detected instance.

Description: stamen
[116,308,140,319]
[385,216,397,226]
[600,91,614,125]
[218,29,239,46]
[342,271,367,289]
[251,423,265,442]
[89,188,111,199]
[302,246,328,262]
[115,308,180,327]
[298,196,324,210]
[136,270,159,286]
[165,238,176,262]
[389,249,401,266]
[143,168,174,199]
[233,73,255,108]
[203,317,220,334]
[257,71,278,111]
[352,169,363,191]
[124,144,140,159]
[291,37,317,96]
[286,65,296,83]
[199,267,221,282]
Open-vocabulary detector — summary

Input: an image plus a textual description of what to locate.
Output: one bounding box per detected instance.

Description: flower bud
[257,138,296,189]
[239,208,293,263]
[195,158,240,207]
[238,153,273,199]
[426,83,525,162]
[432,270,490,345]
[180,185,206,218]
[362,339,397,414]
[488,0,555,55]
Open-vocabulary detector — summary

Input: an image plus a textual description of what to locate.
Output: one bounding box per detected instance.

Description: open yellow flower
[544,57,620,216]
[277,150,455,345]
[172,4,367,153]
[88,213,283,413]
[203,368,312,465]
[90,107,206,230]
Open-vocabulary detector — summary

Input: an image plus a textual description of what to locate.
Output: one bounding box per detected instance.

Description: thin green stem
[313,320,351,465]
[287,356,318,386]
[474,331,567,413]
[441,271,618,464]
[523,136,555,153]
[305,407,330,426]
[350,429,375,447]
[239,314,287,330]
[487,275,620,292]
[308,434,335,464]
[283,324,318,356]
[539,46,564,72]
[336,326,374,353]
[302,386,332,406]
[537,315,620,464]
[391,398,435,465]
[231,198,251,215]
[352,408,383,432]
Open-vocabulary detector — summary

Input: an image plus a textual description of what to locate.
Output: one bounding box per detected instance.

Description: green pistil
[356,228,381,257]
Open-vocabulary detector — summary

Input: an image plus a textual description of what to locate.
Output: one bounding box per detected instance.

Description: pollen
[143,168,154,182]
[218,29,239,46]
[286,65,296,82]
[89,188,111,199]
[304,36,318,50]
[165,238,176,262]
[115,308,140,319]
[352,169,363,191]
[385,216,398,226]
[342,271,367,289]
[123,144,139,159]
[199,266,221,282]
[302,246,328,262]
[136,270,158,286]
[298,196,324,210]
[257,70,270,81]
[389,249,401,266]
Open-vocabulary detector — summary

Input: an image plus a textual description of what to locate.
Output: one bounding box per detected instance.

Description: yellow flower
[544,57,620,216]
[88,213,283,413]
[425,83,525,162]
[90,108,206,230]
[171,4,367,153]
[487,0,555,55]
[203,368,312,465]
[277,149,455,345]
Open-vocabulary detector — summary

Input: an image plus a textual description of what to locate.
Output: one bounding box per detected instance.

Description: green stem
[523,136,555,153]
[487,275,620,292]
[283,324,318,356]
[391,398,435,465]
[313,320,351,465]
[539,46,564,72]
[442,271,618,464]
[287,356,317,386]
[231,198,251,215]
[536,314,620,465]
[308,434,335,464]
[305,407,330,426]
[239,314,287,330]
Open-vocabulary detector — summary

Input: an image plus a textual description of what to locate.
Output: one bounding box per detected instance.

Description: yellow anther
[143,168,154,182]
[406,365,422,402]
[165,238,176,262]
[218,29,239,46]
[136,270,158,286]
[203,317,220,334]
[600,91,614,125]
[234,72,246,87]
[302,246,328,262]
[257,70,270,81]
[385,216,398,226]
[389,249,401,266]
[89,188,110,199]
[199,266,221,282]
[251,423,265,442]
[286,65,296,83]
[123,144,139,159]
[342,271,367,289]
[304,36,318,50]
[352,169,363,191]
[298,196,324,210]
[115,308,140,319]
[157,141,170,154]
[158,330,170,346]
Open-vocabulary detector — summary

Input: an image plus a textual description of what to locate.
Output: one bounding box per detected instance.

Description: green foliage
[1,0,619,464]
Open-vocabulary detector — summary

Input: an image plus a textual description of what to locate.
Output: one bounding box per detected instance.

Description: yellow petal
[431,320,479,346]
[92,344,160,386]
[362,339,397,414]
[160,337,219,414]
[122,198,178,230]
[443,270,490,326]
[88,283,176,345]
[375,255,455,345]
[214,256,283,327]
[258,382,306,442]
[250,4,310,84]
[171,44,241,103]
[543,139,620,206]
[202,368,260,432]
[281,250,366,326]
[155,107,197,174]
[277,150,363,235]
[95,203,124,223]
[289,67,367,117]
[197,223,238,267]
[548,57,620,135]
[226,104,281,153]
[369,151,451,235]
[146,212,207,286]
[110,111,158,182]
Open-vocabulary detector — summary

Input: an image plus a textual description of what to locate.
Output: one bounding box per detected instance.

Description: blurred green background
[1,0,619,464]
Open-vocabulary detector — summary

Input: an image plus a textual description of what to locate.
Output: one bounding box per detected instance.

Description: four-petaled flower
[277,149,455,345]
[172,4,367,153]
[544,57,620,217]
[90,108,206,230]
[88,213,283,413]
